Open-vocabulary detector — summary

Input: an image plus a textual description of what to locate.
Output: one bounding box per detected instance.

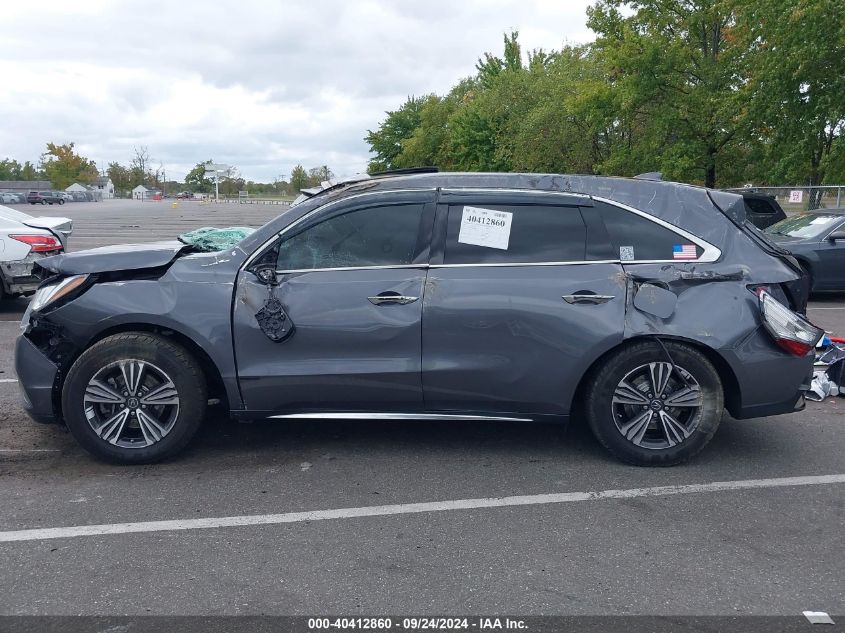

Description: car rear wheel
[62,333,207,464]
[585,341,723,466]
[41,200,47,205]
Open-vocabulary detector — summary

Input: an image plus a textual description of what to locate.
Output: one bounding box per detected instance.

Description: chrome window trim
[276,264,428,275]
[590,196,722,263]
[242,186,722,272]
[269,412,533,422]
[429,260,616,269]
[242,188,437,270]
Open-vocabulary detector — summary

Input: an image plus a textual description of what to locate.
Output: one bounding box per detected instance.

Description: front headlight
[29,274,89,313]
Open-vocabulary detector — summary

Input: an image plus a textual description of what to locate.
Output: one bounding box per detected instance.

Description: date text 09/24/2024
[307,617,527,630]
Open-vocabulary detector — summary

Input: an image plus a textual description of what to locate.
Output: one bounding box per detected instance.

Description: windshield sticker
[620,246,635,261]
[458,206,512,250]
[672,244,697,260]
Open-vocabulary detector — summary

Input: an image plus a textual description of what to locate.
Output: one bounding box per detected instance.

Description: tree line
[1,143,336,197]
[365,0,845,188]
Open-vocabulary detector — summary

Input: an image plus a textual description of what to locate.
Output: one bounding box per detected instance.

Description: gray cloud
[0,0,594,182]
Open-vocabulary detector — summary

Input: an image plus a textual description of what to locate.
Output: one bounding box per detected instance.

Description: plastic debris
[807,370,839,402]
[809,340,845,401]
[177,226,255,252]
[803,611,835,625]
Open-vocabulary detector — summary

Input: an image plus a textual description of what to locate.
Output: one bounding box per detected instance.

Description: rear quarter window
[444,204,586,264]
[592,202,702,261]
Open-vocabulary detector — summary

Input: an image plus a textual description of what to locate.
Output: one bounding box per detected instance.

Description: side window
[444,204,586,264]
[276,203,424,271]
[594,202,701,261]
[745,198,775,215]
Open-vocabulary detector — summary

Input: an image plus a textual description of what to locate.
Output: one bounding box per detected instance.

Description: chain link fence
[724,186,844,213]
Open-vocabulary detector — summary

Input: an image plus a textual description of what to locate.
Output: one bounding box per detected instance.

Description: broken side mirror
[252,264,279,286]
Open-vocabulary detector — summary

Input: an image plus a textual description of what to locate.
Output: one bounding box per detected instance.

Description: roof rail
[369,167,439,177]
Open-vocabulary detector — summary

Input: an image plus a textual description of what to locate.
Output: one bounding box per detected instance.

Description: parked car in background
[176,192,193,199]
[740,192,787,229]
[70,191,87,202]
[59,192,74,203]
[765,210,845,292]
[0,204,68,300]
[0,192,22,204]
[16,171,819,466]
[27,191,65,205]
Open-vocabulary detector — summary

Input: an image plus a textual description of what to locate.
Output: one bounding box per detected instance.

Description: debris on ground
[808,337,845,401]
[177,227,255,252]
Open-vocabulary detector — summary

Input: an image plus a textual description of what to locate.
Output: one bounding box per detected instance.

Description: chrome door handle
[368,295,419,305]
[562,294,615,305]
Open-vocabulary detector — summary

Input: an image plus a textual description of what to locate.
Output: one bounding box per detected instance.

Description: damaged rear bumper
[15,335,61,424]
[1,254,48,295]
[722,335,814,419]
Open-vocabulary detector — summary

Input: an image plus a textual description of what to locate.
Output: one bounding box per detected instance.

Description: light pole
[204,164,231,203]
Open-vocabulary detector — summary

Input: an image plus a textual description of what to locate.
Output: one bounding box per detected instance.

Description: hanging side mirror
[252,264,279,286]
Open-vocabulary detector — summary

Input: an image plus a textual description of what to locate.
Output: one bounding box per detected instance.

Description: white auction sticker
[458,206,513,250]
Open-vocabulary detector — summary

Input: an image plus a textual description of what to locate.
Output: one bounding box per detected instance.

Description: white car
[0,192,21,203]
[59,192,74,202]
[0,204,73,300]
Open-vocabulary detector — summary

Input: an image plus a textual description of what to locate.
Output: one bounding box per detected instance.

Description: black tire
[58,199,65,205]
[62,333,207,464]
[585,341,723,466]
[41,200,47,205]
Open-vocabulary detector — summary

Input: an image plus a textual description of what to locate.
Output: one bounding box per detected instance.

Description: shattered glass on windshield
[177,227,255,252]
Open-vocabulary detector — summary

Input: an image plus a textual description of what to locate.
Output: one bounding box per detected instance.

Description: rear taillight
[756,289,823,356]
[10,234,62,252]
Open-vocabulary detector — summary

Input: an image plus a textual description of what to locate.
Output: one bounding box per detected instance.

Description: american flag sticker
[673,244,697,260]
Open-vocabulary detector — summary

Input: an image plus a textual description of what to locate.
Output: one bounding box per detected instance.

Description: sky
[0,0,595,184]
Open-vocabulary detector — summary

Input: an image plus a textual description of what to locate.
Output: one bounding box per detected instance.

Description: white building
[94,176,114,199]
[132,185,149,200]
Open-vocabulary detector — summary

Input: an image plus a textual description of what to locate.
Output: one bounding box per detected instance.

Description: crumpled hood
[37,241,190,275]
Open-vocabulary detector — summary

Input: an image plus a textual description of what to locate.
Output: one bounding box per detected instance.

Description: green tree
[185,160,214,193]
[40,142,99,190]
[307,165,335,186]
[741,0,845,187]
[290,164,309,192]
[365,96,429,173]
[0,158,23,180]
[587,0,754,187]
[107,162,131,196]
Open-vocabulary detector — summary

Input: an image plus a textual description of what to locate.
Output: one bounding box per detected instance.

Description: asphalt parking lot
[0,199,844,617]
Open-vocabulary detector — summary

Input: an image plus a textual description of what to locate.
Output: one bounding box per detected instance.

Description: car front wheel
[586,341,723,466]
[62,333,207,464]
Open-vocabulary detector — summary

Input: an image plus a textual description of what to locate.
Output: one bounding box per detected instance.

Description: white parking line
[0,379,18,383]
[0,473,843,543]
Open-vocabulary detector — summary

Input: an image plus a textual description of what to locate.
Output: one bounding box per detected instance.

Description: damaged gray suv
[16,171,821,466]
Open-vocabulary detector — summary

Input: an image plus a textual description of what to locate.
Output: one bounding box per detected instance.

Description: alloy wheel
[83,359,180,448]
[611,362,703,449]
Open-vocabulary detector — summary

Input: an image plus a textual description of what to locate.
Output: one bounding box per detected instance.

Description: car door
[813,218,845,290]
[421,190,627,417]
[233,190,435,414]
